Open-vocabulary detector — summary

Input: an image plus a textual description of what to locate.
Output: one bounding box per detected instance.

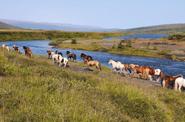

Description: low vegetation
[0,49,185,121]
[168,33,185,41]
[0,29,123,41]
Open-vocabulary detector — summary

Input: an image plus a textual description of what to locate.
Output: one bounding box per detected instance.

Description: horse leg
[174,82,178,91]
[178,85,182,92]
[156,77,161,83]
[162,80,166,88]
[148,75,153,81]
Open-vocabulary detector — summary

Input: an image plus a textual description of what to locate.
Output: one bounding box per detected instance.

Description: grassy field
[0,49,185,121]
[0,29,123,41]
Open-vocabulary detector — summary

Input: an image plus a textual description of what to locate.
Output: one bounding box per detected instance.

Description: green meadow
[0,49,185,122]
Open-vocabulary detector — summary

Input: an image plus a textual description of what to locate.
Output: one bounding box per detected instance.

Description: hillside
[1,19,185,33]
[0,21,18,29]
[0,19,116,32]
[124,24,185,34]
[0,49,185,121]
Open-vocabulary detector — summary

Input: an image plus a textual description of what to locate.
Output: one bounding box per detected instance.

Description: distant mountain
[1,19,185,33]
[0,21,18,29]
[0,19,116,32]
[123,24,185,34]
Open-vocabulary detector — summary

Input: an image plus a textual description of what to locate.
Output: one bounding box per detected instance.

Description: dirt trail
[68,61,161,90]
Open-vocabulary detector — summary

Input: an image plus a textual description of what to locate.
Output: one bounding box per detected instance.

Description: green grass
[0,49,185,122]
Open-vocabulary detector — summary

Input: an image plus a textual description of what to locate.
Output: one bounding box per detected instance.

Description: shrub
[126,40,132,48]
[153,46,158,50]
[158,50,169,55]
[117,40,125,49]
[171,55,177,60]
[71,39,77,44]
[112,44,116,49]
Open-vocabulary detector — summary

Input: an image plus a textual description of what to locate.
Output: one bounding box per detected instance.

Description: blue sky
[0,0,185,29]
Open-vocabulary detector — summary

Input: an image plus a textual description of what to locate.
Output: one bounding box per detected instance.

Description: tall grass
[0,49,185,121]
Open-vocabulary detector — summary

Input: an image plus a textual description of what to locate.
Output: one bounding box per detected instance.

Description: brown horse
[66,51,76,61]
[162,75,182,88]
[86,60,101,71]
[23,46,32,58]
[130,65,155,80]
[47,50,54,59]
[81,53,93,63]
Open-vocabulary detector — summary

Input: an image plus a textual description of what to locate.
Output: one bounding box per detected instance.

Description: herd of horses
[1,44,185,92]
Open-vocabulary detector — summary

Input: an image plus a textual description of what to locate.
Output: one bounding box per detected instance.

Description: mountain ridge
[1,19,185,33]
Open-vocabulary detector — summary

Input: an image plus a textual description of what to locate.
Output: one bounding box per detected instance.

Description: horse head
[80,53,85,58]
[154,69,162,76]
[66,51,71,55]
[108,59,113,64]
[23,46,28,50]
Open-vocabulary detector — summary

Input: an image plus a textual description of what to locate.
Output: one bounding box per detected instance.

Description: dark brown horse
[23,46,32,58]
[66,51,76,61]
[80,53,93,63]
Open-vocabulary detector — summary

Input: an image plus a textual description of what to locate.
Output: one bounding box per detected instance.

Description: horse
[130,65,155,81]
[58,56,69,67]
[108,59,126,73]
[154,69,183,88]
[80,53,93,63]
[162,75,183,89]
[1,44,10,52]
[174,77,185,92]
[13,45,21,53]
[66,51,76,61]
[47,50,55,59]
[23,46,32,58]
[86,60,101,71]
[51,53,61,64]
[154,69,165,84]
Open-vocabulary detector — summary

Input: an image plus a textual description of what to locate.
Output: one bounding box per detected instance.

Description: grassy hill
[0,49,185,121]
[0,21,18,29]
[124,24,185,34]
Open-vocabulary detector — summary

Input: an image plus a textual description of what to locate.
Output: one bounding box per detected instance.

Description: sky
[0,0,185,29]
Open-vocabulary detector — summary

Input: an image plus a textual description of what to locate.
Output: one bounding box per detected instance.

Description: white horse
[108,59,125,73]
[58,56,69,68]
[175,77,185,92]
[1,44,10,51]
[51,52,60,64]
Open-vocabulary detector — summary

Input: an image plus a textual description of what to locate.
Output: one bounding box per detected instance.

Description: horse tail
[74,54,77,60]
[99,62,102,71]
[173,74,183,79]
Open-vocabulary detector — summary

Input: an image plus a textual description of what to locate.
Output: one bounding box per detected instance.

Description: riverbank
[1,49,185,121]
[50,38,185,61]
